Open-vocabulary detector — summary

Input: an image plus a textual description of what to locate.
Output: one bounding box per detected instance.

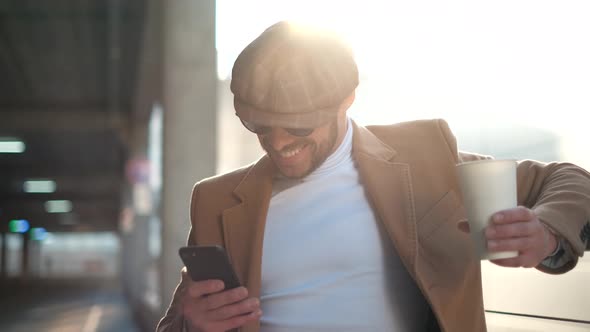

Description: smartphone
[178,245,242,290]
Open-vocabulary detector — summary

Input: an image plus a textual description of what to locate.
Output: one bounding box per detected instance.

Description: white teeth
[280,146,303,158]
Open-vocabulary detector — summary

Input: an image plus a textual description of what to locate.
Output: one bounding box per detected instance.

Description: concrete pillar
[28,240,41,278]
[1,232,6,279]
[160,0,217,311]
[21,232,29,281]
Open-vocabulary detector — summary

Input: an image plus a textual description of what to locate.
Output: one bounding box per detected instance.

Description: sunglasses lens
[240,119,271,135]
[285,128,315,137]
[239,118,315,137]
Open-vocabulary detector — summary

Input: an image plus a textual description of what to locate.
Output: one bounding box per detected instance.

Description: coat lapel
[221,155,275,299]
[352,122,418,274]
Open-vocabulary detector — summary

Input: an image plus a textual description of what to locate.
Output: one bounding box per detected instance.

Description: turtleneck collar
[303,116,353,181]
[271,117,354,194]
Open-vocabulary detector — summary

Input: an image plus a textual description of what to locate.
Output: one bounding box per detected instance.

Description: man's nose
[264,128,296,152]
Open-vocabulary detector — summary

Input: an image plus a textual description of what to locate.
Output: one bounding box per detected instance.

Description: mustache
[262,139,312,154]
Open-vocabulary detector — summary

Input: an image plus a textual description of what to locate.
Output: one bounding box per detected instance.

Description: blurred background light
[9,219,30,233]
[0,139,26,153]
[24,180,57,193]
[30,227,48,241]
[44,200,73,214]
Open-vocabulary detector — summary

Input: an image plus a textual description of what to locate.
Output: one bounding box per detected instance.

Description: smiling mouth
[279,145,304,158]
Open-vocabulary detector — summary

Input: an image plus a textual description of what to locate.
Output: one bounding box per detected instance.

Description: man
[158,21,590,332]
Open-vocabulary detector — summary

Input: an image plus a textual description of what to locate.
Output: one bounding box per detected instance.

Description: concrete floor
[0,278,144,332]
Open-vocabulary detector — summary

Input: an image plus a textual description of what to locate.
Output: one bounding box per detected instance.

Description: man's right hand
[181,272,262,332]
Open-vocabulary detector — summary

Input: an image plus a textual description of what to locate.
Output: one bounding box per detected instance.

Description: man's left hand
[484,206,557,268]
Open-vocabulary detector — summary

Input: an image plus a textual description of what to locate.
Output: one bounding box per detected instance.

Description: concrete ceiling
[0,0,146,233]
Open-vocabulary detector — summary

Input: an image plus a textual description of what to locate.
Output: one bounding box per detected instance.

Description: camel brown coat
[158,119,590,332]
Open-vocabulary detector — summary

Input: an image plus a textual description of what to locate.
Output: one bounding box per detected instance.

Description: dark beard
[261,120,339,179]
[306,120,338,177]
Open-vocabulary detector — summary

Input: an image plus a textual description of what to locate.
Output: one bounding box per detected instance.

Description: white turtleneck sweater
[260,118,430,331]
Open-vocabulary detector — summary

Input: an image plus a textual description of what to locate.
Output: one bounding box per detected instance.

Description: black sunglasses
[239,118,316,137]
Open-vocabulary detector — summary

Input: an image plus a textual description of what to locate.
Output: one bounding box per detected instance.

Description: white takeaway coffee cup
[456,159,519,260]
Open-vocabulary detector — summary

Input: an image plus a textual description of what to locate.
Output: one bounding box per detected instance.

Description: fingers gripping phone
[178,245,242,290]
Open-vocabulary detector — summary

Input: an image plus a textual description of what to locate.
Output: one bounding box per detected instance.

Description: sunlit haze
[217,1,590,168]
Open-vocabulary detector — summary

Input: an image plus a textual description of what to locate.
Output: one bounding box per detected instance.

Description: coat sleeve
[156,269,191,332]
[515,159,590,273]
[436,119,590,274]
